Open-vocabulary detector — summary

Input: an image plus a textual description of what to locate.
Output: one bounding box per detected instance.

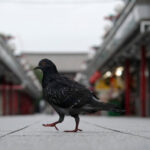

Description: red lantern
[90,71,101,84]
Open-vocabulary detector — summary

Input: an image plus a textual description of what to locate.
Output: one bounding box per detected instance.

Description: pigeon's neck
[42,70,57,88]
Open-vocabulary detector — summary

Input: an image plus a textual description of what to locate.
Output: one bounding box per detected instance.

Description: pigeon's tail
[91,96,125,113]
[99,102,125,113]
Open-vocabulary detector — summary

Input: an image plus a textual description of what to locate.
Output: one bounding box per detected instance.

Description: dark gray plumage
[35,58,123,132]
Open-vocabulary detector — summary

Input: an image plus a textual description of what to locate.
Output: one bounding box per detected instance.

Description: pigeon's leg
[43,114,64,130]
[64,115,82,132]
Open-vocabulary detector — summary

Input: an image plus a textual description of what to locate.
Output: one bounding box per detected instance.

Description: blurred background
[0,0,150,117]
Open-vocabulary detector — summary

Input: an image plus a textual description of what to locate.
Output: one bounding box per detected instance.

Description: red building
[77,0,150,117]
[0,34,42,115]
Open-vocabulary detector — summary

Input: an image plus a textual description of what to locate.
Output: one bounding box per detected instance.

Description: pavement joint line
[0,120,40,140]
[83,120,150,140]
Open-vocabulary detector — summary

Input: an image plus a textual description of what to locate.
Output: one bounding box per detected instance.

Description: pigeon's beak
[34,66,41,70]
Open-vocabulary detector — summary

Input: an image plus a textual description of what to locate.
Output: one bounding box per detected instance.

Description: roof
[80,0,150,83]
[0,36,42,98]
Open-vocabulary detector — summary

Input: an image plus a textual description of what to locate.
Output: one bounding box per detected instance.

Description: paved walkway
[0,115,150,150]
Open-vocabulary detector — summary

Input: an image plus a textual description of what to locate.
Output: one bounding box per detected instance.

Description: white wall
[23,52,87,72]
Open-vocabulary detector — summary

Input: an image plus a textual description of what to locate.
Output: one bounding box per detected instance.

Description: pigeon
[34,58,124,132]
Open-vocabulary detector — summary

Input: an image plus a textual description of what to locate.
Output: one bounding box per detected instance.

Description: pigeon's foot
[64,129,82,132]
[42,123,59,130]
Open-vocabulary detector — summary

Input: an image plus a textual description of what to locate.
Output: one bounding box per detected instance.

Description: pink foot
[42,123,59,130]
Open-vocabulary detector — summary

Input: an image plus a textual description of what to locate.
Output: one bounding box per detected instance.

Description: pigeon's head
[34,58,58,73]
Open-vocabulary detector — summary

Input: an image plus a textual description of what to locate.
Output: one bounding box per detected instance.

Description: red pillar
[8,84,13,115]
[125,59,131,115]
[141,45,146,117]
[12,90,19,114]
[2,84,6,115]
[0,84,23,115]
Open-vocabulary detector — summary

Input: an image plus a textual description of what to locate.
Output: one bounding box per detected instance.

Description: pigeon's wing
[46,75,92,109]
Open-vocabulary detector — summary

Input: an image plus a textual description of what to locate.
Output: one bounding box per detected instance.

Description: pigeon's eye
[41,61,47,67]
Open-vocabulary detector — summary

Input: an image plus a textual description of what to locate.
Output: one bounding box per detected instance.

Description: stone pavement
[0,114,150,150]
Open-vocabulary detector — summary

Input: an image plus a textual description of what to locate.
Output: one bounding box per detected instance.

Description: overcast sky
[0,0,123,53]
